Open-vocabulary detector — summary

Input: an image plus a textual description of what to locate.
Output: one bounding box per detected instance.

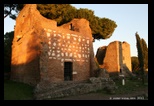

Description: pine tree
[4,4,117,40]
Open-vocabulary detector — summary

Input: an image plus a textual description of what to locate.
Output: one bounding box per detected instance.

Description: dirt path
[55,89,148,100]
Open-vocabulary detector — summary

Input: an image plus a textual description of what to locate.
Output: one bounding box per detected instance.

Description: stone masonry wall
[96,41,132,75]
[99,41,120,73]
[44,28,91,82]
[11,4,98,86]
[34,77,116,100]
[122,42,132,72]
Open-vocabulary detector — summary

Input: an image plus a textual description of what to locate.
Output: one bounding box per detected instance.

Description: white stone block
[47,32,50,37]
[48,41,51,45]
[61,53,64,57]
[57,50,60,53]
[78,54,81,58]
[53,42,56,46]
[54,34,56,37]
[73,72,77,74]
[48,29,52,32]
[67,35,70,39]
[74,37,77,40]
[69,53,73,57]
[63,35,65,39]
[57,54,60,57]
[71,34,77,37]
[65,52,68,56]
[57,34,61,37]
[48,52,51,56]
[87,40,89,44]
[52,52,55,56]
[49,57,52,59]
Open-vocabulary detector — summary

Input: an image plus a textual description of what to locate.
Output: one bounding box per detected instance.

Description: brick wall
[11,4,97,86]
[96,41,132,75]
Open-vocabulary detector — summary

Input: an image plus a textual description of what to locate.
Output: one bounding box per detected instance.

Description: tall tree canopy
[141,38,148,69]
[4,31,14,73]
[4,4,24,19]
[131,56,139,72]
[4,4,117,40]
[135,32,148,84]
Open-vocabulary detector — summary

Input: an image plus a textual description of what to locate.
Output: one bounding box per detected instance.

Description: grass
[96,77,148,96]
[4,77,148,100]
[4,80,34,100]
[113,78,148,94]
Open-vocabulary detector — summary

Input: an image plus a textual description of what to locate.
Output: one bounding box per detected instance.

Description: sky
[4,4,148,57]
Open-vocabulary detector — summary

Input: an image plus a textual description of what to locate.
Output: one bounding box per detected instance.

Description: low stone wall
[34,77,116,100]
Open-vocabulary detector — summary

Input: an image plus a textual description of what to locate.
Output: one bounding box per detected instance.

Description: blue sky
[4,4,148,57]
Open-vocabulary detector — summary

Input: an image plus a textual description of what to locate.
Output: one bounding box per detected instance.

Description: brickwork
[122,42,132,72]
[11,4,98,86]
[44,28,91,82]
[96,41,132,76]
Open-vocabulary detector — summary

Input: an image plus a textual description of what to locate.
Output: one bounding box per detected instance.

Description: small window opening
[17,38,21,42]
[69,23,74,31]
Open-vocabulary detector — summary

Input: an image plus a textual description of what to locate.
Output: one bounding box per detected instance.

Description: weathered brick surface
[96,41,132,76]
[11,4,98,86]
[122,42,132,72]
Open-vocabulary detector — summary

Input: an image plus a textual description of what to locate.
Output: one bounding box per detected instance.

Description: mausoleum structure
[11,4,98,86]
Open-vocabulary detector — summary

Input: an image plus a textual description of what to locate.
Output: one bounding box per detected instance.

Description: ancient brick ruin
[96,41,132,76]
[11,4,98,86]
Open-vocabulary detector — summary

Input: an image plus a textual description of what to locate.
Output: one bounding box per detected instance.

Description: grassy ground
[4,80,34,100]
[114,78,148,95]
[4,77,148,100]
[97,78,148,95]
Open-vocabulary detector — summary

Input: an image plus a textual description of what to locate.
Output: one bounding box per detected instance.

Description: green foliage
[38,4,117,40]
[4,4,24,19]
[6,4,117,40]
[135,32,148,84]
[4,80,34,100]
[113,78,148,95]
[131,56,139,72]
[141,39,148,69]
[135,32,144,68]
[4,31,14,73]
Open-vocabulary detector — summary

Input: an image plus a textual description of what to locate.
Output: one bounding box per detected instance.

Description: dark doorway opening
[64,62,73,81]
